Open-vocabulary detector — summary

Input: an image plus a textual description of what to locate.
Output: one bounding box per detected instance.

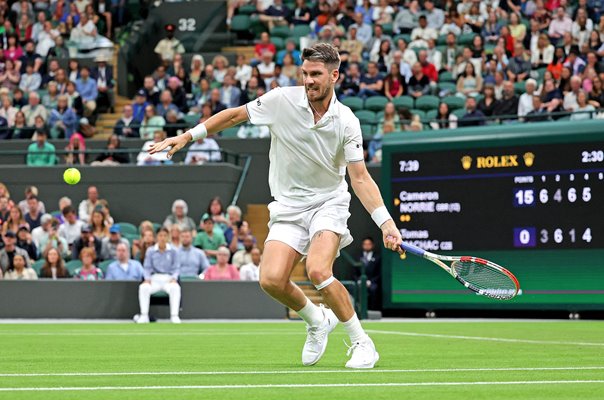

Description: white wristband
[371,206,392,228]
[189,123,208,141]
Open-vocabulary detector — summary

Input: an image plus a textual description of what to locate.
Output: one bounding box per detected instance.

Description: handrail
[230,153,252,206]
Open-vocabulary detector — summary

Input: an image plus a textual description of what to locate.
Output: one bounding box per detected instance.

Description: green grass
[0,321,603,399]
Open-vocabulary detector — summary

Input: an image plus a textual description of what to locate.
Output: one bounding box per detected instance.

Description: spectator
[234,54,252,90]
[372,0,394,24]
[254,32,277,60]
[91,54,114,113]
[189,54,205,88]
[219,75,241,109]
[0,95,17,127]
[430,102,458,130]
[350,12,372,45]
[564,48,586,76]
[184,135,221,165]
[570,90,595,120]
[47,35,69,59]
[193,213,226,264]
[507,43,531,82]
[2,206,28,236]
[37,217,69,259]
[75,66,97,117]
[408,62,430,98]
[19,62,41,92]
[518,79,537,117]
[163,199,196,232]
[72,224,102,261]
[141,75,160,106]
[3,253,37,280]
[588,76,604,108]
[42,81,60,109]
[178,229,209,277]
[0,196,9,227]
[90,209,109,239]
[571,9,592,48]
[0,230,30,273]
[456,62,483,97]
[132,228,155,264]
[138,227,181,324]
[131,90,149,124]
[31,212,52,248]
[156,90,179,118]
[358,61,384,98]
[48,94,77,139]
[232,234,255,269]
[458,96,486,126]
[11,111,32,139]
[69,12,98,46]
[139,105,165,140]
[19,40,43,74]
[548,7,572,42]
[100,224,129,261]
[341,26,364,60]
[239,247,261,281]
[563,75,582,112]
[163,109,187,138]
[494,81,520,121]
[16,225,37,260]
[540,78,563,113]
[67,59,81,83]
[92,134,130,165]
[105,242,145,280]
[355,237,381,310]
[376,102,401,134]
[339,62,362,97]
[167,76,187,112]
[204,246,240,281]
[39,247,69,279]
[426,39,442,71]
[0,58,20,91]
[65,81,84,117]
[508,13,526,43]
[169,224,181,248]
[366,24,393,62]
[36,20,60,57]
[22,92,48,126]
[291,0,311,26]
[482,11,501,44]
[418,49,438,82]
[113,104,138,137]
[78,186,99,222]
[137,130,170,166]
[222,205,242,250]
[410,15,437,48]
[384,62,406,100]
[423,0,445,29]
[26,130,56,166]
[393,0,420,34]
[477,84,497,117]
[259,0,289,30]
[5,36,23,66]
[257,51,276,81]
[73,247,103,280]
[58,205,83,247]
[532,34,555,69]
[209,88,227,115]
[370,39,393,73]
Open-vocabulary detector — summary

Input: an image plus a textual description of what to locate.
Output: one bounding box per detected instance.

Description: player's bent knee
[307,267,333,287]
[259,274,286,295]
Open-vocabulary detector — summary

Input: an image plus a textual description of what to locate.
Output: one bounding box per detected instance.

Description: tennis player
[149,43,403,369]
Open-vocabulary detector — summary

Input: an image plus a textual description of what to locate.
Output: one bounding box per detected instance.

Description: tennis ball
[63,168,81,185]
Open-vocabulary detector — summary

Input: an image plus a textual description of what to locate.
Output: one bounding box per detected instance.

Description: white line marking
[0,366,603,378]
[366,330,604,347]
[0,330,302,336]
[0,380,603,391]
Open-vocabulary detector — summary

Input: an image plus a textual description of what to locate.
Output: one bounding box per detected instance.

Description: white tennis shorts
[265,191,354,256]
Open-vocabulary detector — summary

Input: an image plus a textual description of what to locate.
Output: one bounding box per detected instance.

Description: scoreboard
[380,121,604,311]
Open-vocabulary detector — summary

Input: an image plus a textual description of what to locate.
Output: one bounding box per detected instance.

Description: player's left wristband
[371,206,392,228]
[189,123,208,141]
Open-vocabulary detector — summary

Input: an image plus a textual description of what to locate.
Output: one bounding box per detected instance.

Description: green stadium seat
[341,96,364,111]
[442,96,466,111]
[291,25,311,38]
[66,260,83,275]
[360,123,374,139]
[32,259,45,275]
[250,16,266,36]
[238,4,257,15]
[98,260,114,273]
[153,223,162,233]
[271,37,285,51]
[117,222,138,236]
[514,81,526,95]
[376,111,384,122]
[393,34,411,44]
[439,71,454,82]
[230,15,251,33]
[438,82,457,95]
[354,110,377,124]
[220,126,240,138]
[410,109,426,121]
[458,33,476,45]
[183,114,201,126]
[180,275,201,281]
[364,96,388,112]
[123,232,139,245]
[414,95,440,111]
[381,23,393,35]
[436,34,447,46]
[270,25,291,39]
[453,108,467,119]
[425,109,438,121]
[392,96,414,111]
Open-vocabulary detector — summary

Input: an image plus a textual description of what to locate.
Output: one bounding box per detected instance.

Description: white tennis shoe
[345,337,380,369]
[302,304,339,366]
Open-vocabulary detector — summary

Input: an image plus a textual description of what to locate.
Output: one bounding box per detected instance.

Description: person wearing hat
[154,23,185,64]
[78,116,96,138]
[0,230,30,273]
[193,213,226,264]
[72,224,102,261]
[100,224,129,261]
[16,224,37,261]
[132,89,150,124]
[91,54,114,113]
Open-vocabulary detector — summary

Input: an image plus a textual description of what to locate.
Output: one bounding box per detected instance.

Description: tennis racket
[400,242,520,300]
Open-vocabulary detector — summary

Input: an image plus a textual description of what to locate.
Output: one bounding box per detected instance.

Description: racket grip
[400,242,426,257]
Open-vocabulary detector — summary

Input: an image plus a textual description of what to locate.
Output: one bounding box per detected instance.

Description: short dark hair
[62,205,76,216]
[301,43,341,71]
[157,227,170,235]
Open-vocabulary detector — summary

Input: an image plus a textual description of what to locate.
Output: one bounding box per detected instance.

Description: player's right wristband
[371,206,392,228]
[189,123,208,141]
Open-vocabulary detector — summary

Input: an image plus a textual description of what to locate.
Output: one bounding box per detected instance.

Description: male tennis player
[149,43,403,369]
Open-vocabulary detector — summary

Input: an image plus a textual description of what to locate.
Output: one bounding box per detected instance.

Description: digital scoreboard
[381,121,604,311]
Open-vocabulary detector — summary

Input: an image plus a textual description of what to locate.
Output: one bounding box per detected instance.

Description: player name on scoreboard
[390,142,604,251]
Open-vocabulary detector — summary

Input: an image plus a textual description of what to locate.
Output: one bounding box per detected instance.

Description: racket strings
[452,261,518,300]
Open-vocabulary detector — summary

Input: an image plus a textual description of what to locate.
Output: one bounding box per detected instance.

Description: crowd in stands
[0,183,262,285]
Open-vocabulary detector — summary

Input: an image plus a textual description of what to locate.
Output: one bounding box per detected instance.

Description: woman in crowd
[508,13,526,43]
[11,111,33,139]
[2,206,28,236]
[430,102,458,130]
[204,246,240,281]
[384,63,406,100]
[478,83,498,117]
[42,81,60,110]
[169,224,181,248]
[132,228,155,264]
[281,54,299,86]
[92,134,130,165]
[558,66,572,94]
[531,34,554,69]
[3,254,37,280]
[376,102,401,135]
[163,199,196,232]
[212,55,229,84]
[206,197,228,233]
[39,247,70,279]
[189,55,205,88]
[0,59,21,90]
[139,105,165,140]
[588,75,604,108]
[547,47,565,81]
[570,90,595,120]
[64,132,86,165]
[456,62,483,97]
[73,248,104,280]
[371,40,393,73]
[90,209,109,240]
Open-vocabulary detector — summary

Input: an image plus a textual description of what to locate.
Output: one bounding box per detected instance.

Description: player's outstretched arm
[148,106,249,158]
[347,161,403,253]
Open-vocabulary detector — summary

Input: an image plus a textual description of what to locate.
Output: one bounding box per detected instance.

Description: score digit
[513,189,535,207]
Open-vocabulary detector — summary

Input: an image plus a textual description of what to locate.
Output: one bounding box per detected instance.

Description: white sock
[296,298,324,327]
[343,314,367,343]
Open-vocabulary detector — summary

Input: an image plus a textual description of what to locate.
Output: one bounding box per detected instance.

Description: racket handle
[400,242,426,257]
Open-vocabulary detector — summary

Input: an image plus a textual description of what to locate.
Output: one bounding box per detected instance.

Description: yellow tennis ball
[63,168,81,185]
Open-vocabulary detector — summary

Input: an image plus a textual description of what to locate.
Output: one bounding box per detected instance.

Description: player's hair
[301,43,341,71]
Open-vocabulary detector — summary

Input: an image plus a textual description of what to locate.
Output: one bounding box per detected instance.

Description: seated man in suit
[355,237,382,310]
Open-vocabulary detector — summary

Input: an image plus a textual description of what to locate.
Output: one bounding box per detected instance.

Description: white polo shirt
[246,86,364,208]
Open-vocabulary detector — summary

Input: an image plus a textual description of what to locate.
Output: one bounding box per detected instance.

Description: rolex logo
[461,155,472,170]
[523,152,535,167]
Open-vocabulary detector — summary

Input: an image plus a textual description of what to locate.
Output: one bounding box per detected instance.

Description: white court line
[0,380,603,391]
[366,329,604,347]
[0,330,303,336]
[0,366,603,378]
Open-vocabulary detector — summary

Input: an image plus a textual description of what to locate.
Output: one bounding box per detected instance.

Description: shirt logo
[256,99,261,106]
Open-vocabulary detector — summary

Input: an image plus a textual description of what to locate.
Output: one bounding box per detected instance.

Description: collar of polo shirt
[297,90,339,118]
